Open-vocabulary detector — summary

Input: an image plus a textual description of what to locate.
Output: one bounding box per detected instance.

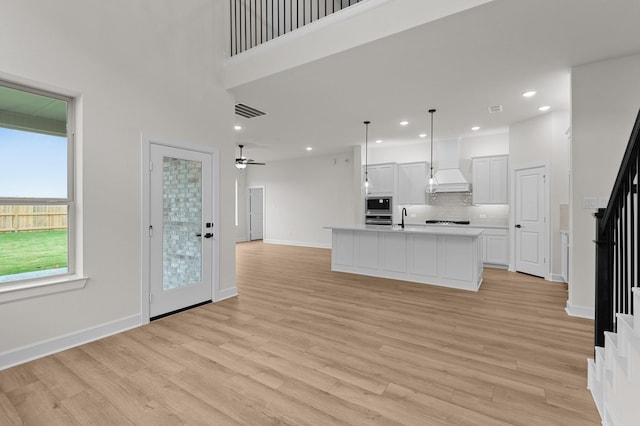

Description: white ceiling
[229,0,640,162]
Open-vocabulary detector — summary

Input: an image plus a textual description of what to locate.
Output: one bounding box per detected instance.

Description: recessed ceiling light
[306,147,313,151]
[471,126,480,131]
[538,105,551,112]
[400,121,409,126]
[375,140,382,144]
[234,125,242,130]
[419,133,427,138]
[522,90,537,98]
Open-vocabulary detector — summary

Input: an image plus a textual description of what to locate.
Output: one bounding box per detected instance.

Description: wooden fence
[0,205,67,233]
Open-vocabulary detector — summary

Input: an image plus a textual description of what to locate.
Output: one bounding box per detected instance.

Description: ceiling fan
[235,144,265,169]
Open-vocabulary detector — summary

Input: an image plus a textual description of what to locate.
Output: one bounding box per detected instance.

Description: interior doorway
[248,187,264,241]
[513,164,549,279]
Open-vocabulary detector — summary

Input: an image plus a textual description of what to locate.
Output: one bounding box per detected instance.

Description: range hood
[433,138,471,193]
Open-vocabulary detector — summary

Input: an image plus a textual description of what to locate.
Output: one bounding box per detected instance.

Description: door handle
[203,233,214,239]
[515,224,522,228]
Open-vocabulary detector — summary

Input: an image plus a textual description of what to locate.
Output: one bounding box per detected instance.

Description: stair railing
[229,0,366,56]
[594,109,640,348]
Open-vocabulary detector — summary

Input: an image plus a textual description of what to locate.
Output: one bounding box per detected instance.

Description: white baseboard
[0,314,142,371]
[565,300,595,319]
[264,239,331,249]
[217,286,238,302]
[550,273,567,283]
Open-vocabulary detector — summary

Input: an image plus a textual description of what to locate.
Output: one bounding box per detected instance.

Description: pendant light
[425,109,438,194]
[363,120,371,194]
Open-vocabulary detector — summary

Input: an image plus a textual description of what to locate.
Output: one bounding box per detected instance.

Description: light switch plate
[583,197,598,209]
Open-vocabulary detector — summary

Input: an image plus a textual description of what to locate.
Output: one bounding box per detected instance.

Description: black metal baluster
[617,212,622,327]
[623,185,629,314]
[229,0,235,56]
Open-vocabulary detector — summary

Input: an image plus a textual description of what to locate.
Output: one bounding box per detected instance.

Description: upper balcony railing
[229,0,366,56]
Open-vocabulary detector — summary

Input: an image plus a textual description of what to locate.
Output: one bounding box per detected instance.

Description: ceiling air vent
[235,103,266,118]
[488,105,503,113]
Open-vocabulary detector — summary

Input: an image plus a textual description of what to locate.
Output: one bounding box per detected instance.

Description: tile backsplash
[400,193,509,226]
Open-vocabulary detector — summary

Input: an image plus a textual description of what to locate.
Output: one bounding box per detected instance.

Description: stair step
[595,346,605,380]
[604,331,619,371]
[587,358,604,418]
[589,307,639,425]
[618,314,640,383]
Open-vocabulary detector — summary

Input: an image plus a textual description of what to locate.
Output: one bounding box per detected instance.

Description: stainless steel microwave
[365,197,392,214]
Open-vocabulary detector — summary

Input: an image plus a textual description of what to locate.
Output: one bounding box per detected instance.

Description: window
[0,80,75,286]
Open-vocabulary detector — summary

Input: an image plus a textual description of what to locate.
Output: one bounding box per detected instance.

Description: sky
[0,127,67,199]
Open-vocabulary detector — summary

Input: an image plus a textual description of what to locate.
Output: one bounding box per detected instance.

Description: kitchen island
[325,225,483,291]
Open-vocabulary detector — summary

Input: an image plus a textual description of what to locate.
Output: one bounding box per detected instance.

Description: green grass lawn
[0,230,68,276]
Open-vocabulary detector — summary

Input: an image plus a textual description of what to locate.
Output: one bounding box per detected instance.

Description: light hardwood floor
[1,241,599,425]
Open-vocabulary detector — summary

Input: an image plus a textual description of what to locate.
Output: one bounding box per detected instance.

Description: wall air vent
[235,103,266,118]
[488,105,503,113]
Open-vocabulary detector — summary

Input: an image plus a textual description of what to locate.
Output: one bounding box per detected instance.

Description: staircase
[588,288,640,425]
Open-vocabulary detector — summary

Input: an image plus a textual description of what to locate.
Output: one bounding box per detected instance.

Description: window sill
[0,275,89,304]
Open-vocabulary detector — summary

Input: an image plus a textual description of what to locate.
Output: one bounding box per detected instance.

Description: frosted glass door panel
[162,157,202,291]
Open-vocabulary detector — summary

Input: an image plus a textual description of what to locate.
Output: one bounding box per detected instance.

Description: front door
[514,165,547,278]
[249,187,263,240]
[149,144,213,318]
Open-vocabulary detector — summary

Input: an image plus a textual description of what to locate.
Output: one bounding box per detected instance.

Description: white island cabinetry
[327,225,483,291]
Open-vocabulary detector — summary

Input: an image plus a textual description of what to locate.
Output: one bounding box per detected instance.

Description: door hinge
[149,293,153,304]
[149,225,153,237]
[149,160,153,171]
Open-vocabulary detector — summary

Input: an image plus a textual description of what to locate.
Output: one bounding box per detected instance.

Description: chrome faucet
[401,207,407,229]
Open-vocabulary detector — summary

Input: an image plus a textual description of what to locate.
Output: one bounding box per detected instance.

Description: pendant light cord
[364,121,370,178]
[429,109,436,178]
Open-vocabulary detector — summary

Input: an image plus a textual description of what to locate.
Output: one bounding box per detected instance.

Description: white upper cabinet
[398,162,426,205]
[366,163,396,195]
[472,155,508,204]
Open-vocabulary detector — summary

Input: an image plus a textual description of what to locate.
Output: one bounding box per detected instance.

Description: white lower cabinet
[473,226,509,268]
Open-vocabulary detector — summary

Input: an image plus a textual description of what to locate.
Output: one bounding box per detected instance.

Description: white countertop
[325,224,483,237]
[405,223,508,229]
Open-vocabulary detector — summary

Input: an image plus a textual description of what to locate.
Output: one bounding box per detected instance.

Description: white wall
[0,1,236,360]
[509,111,571,280]
[570,53,640,316]
[244,151,356,247]
[235,169,249,242]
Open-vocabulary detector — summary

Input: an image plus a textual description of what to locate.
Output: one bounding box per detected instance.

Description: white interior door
[249,187,263,240]
[149,144,213,318]
[515,166,547,278]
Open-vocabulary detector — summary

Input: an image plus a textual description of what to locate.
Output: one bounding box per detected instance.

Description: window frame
[0,79,86,303]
